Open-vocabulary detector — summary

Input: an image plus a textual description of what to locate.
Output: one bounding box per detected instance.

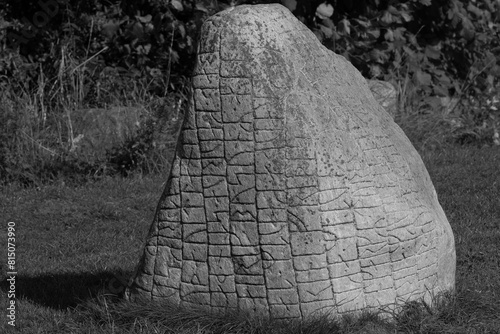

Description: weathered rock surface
[126,4,456,319]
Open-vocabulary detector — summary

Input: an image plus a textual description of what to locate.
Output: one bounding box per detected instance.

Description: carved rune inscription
[127,4,456,319]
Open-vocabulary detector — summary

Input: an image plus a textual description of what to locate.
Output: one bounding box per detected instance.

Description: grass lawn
[1,145,499,333]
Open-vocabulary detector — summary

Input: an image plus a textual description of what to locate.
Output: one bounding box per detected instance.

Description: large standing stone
[126,4,455,319]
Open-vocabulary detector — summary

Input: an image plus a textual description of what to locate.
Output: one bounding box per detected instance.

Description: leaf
[418,0,431,6]
[177,24,186,38]
[353,18,370,28]
[434,85,449,97]
[491,65,500,77]
[461,25,475,41]
[136,14,152,23]
[401,12,412,22]
[312,29,324,42]
[281,0,297,12]
[450,14,460,28]
[319,24,334,39]
[415,70,432,86]
[380,11,393,25]
[338,19,350,35]
[408,34,418,46]
[101,22,120,39]
[136,44,151,55]
[402,46,416,59]
[486,74,494,86]
[170,49,180,64]
[369,64,383,78]
[316,2,334,19]
[392,27,405,41]
[438,72,451,85]
[195,3,208,12]
[425,45,441,60]
[157,33,165,44]
[466,3,483,17]
[387,5,399,15]
[447,3,458,20]
[476,32,488,43]
[369,49,387,63]
[384,29,394,41]
[321,18,335,29]
[485,51,496,63]
[366,29,380,39]
[454,12,475,41]
[170,0,183,11]
[130,22,144,40]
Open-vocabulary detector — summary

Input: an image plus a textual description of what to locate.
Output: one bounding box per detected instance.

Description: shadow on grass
[0,270,132,309]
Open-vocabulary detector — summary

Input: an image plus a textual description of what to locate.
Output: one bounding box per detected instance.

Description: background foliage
[1,0,499,184]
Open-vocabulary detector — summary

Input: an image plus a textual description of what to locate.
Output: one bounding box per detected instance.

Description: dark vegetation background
[1,0,499,185]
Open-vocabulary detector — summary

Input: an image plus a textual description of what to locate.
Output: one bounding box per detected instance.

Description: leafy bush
[286,0,500,144]
[107,93,186,176]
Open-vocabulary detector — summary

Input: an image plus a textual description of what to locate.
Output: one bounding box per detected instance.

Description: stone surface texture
[126,4,456,319]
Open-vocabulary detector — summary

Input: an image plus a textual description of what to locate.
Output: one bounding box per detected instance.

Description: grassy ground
[1,145,499,333]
